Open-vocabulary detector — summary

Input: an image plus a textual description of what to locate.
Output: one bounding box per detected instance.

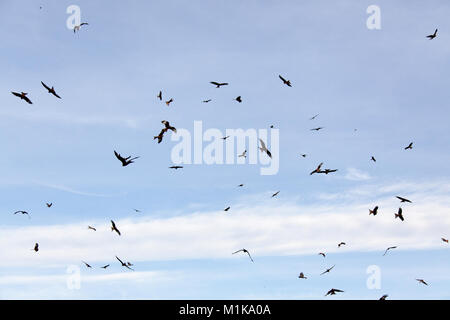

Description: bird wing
[52,91,61,99]
[41,81,51,91]
[259,139,267,150]
[114,151,123,161]
[116,256,124,264]
[232,249,244,255]
[210,82,219,86]
[279,75,286,82]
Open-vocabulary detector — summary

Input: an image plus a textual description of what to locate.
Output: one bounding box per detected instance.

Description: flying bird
[310,127,324,131]
[427,29,438,40]
[232,248,254,262]
[369,206,379,216]
[301,154,307,158]
[82,261,92,268]
[416,279,428,286]
[379,295,389,300]
[395,208,404,221]
[371,156,376,162]
[318,252,326,258]
[224,206,230,212]
[154,120,177,143]
[259,139,272,158]
[404,142,413,150]
[41,81,61,99]
[310,163,323,175]
[320,265,335,275]
[221,136,230,140]
[14,210,30,217]
[338,242,346,248]
[101,264,110,269]
[383,246,397,256]
[114,150,139,166]
[272,191,280,198]
[237,184,244,187]
[73,22,88,33]
[46,203,52,208]
[133,209,141,213]
[110,220,121,236]
[210,81,228,88]
[298,272,307,279]
[202,99,211,103]
[165,98,173,106]
[320,169,338,175]
[116,256,134,270]
[33,243,39,252]
[396,196,412,203]
[325,288,344,296]
[157,91,162,100]
[11,91,32,104]
[169,166,183,169]
[278,75,292,87]
[238,150,247,158]
[442,238,449,243]
[310,114,319,120]
[234,96,242,103]
[88,226,97,231]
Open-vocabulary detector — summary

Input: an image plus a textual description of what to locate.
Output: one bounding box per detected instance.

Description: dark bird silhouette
[318,252,326,258]
[371,156,376,162]
[111,220,121,236]
[427,29,438,40]
[278,75,291,87]
[165,98,173,106]
[157,91,162,100]
[338,242,346,248]
[320,169,338,175]
[82,261,92,268]
[310,114,319,120]
[46,203,52,208]
[404,142,413,150]
[310,127,324,131]
[88,226,96,231]
[210,81,228,88]
[298,272,307,279]
[169,166,183,169]
[74,22,88,33]
[154,120,177,144]
[325,288,343,296]
[416,279,428,286]
[395,208,404,221]
[133,209,141,213]
[272,191,280,198]
[383,246,397,256]
[259,139,272,158]
[235,96,242,103]
[320,265,335,275]
[310,163,323,175]
[396,196,412,203]
[301,154,307,158]
[114,150,139,166]
[369,206,379,216]
[238,184,244,187]
[116,256,134,270]
[238,150,247,158]
[33,243,39,252]
[41,81,61,99]
[379,295,388,300]
[224,206,230,212]
[14,210,30,217]
[202,99,211,103]
[232,248,254,262]
[101,264,110,269]
[222,136,230,140]
[442,238,449,243]
[11,91,32,104]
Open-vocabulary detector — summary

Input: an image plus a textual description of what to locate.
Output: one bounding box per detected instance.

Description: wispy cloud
[344,168,372,181]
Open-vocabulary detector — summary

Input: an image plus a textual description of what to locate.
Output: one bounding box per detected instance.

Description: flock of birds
[8,10,449,299]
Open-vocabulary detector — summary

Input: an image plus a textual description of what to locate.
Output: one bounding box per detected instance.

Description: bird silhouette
[82,261,92,268]
[33,243,39,252]
[369,206,379,216]
[165,98,173,106]
[46,203,52,208]
[224,206,230,212]
[116,256,134,270]
[416,279,428,286]
[404,142,413,150]
[210,81,228,88]
[320,265,335,275]
[259,139,272,158]
[278,75,291,87]
[157,91,162,100]
[298,272,307,279]
[371,156,376,162]
[396,196,412,203]
[88,226,97,231]
[114,151,139,166]
[73,22,88,33]
[318,252,326,258]
[383,246,397,256]
[272,191,280,198]
[395,208,404,221]
[169,166,183,169]
[310,163,323,175]
[235,96,242,103]
[41,81,61,99]
[232,248,254,262]
[325,288,343,296]
[427,29,437,40]
[111,220,121,236]
[379,294,388,300]
[11,91,32,104]
[338,242,346,248]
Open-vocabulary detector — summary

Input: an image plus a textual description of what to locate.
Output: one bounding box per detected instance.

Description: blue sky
[1,0,450,299]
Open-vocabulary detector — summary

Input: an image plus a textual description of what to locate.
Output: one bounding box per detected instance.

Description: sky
[0,0,450,299]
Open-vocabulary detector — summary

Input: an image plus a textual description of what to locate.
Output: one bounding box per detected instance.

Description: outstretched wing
[41,81,51,91]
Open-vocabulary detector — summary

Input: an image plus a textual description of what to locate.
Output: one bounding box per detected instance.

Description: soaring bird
[310,114,319,120]
[272,191,280,198]
[298,272,307,279]
[396,196,412,203]
[416,279,428,286]
[14,210,30,217]
[442,238,449,243]
[310,127,324,131]
[46,203,52,208]
[238,184,244,187]
[371,156,376,162]
[238,150,247,158]
[383,246,397,256]
[278,75,292,87]
[82,261,92,268]
[154,120,177,143]
[210,81,228,88]
[88,226,97,231]
[224,206,230,212]
[111,220,121,236]
[133,209,141,213]
[169,166,183,169]
[221,136,230,140]
[202,99,211,103]
[404,142,413,150]
[116,256,134,270]
[165,98,173,106]
[41,81,61,99]
[301,154,307,158]
[101,264,110,269]
[379,295,389,300]
[320,169,338,175]
[338,242,346,248]
[157,91,162,100]
[427,29,438,40]
[114,150,139,166]
[232,248,254,262]
[395,208,404,221]
[73,22,88,33]
[33,243,39,252]
[318,252,326,258]
[11,91,32,104]
[320,265,335,275]
[369,206,379,216]
[234,96,242,103]
[310,163,323,175]
[325,288,344,296]
[259,139,272,158]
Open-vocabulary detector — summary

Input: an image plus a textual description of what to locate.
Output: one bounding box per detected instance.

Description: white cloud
[1,181,450,269]
[344,168,372,181]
